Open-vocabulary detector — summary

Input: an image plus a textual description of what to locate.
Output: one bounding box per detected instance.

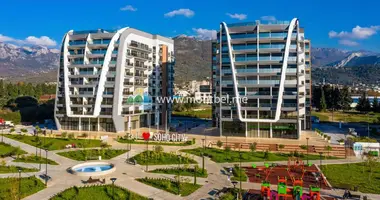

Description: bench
[85,177,105,184]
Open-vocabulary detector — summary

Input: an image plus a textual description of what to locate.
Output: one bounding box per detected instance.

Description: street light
[239,148,242,200]
[177,155,181,196]
[110,178,117,199]
[18,169,21,200]
[45,149,48,186]
[319,152,323,188]
[201,138,205,174]
[231,180,238,200]
[306,137,309,165]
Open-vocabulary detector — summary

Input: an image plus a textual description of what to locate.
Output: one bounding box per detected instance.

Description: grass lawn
[57,149,128,161]
[149,167,208,178]
[173,108,212,119]
[0,142,27,158]
[0,165,39,173]
[321,162,380,194]
[132,151,197,165]
[312,111,380,123]
[0,176,45,199]
[136,177,201,196]
[117,138,193,146]
[181,148,337,163]
[13,155,59,165]
[4,134,103,150]
[50,185,148,200]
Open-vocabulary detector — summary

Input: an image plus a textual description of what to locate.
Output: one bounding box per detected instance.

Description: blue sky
[1,0,380,52]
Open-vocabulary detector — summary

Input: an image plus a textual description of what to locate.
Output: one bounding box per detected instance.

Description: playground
[243,157,331,200]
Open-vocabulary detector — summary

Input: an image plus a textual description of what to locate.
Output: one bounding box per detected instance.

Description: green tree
[372,96,380,113]
[249,142,257,154]
[320,88,327,112]
[356,92,371,113]
[339,86,352,111]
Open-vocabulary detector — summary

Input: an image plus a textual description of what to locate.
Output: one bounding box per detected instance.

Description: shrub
[154,145,164,153]
[327,136,331,140]
[323,134,327,138]
[225,146,231,152]
[9,128,15,133]
[82,133,88,138]
[67,133,74,139]
[249,142,257,153]
[61,132,67,138]
[263,150,270,160]
[192,138,196,145]
[279,144,285,149]
[338,139,344,143]
[216,140,223,148]
[300,145,307,150]
[21,129,27,133]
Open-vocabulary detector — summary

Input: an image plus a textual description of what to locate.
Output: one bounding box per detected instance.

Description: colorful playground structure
[247,157,330,200]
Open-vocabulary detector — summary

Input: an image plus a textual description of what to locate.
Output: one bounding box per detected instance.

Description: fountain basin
[69,162,116,176]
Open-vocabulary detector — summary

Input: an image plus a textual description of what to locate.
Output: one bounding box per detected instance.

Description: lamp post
[110,178,117,200]
[146,139,149,172]
[18,169,21,200]
[231,180,238,200]
[319,152,323,188]
[177,155,181,196]
[306,137,309,165]
[201,138,205,174]
[1,123,4,142]
[239,148,242,200]
[225,135,228,160]
[45,149,48,186]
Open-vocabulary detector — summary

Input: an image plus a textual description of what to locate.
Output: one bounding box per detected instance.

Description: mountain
[311,47,351,67]
[1,40,380,85]
[0,43,59,80]
[173,36,212,83]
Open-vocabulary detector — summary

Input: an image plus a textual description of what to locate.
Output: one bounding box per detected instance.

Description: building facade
[194,84,212,104]
[212,18,311,139]
[54,28,174,133]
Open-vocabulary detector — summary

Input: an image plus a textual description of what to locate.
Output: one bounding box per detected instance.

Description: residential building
[194,84,212,104]
[212,18,311,139]
[54,28,175,133]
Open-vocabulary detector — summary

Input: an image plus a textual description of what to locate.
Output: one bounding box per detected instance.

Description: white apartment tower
[211,18,312,139]
[55,28,175,132]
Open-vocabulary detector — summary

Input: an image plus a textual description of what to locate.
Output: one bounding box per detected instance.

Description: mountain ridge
[0,40,379,84]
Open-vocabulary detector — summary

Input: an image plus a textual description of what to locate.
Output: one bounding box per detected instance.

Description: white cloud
[120,5,137,11]
[339,39,359,46]
[0,34,16,42]
[0,34,57,47]
[192,28,217,40]
[25,36,57,46]
[164,9,194,18]
[329,25,380,40]
[226,13,247,20]
[260,16,276,21]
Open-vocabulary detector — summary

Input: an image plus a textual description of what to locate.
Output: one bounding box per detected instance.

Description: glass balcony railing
[259,80,280,84]
[221,80,233,85]
[69,41,86,45]
[236,69,257,73]
[92,39,111,44]
[91,50,107,54]
[89,61,104,65]
[239,80,257,84]
[282,103,297,107]
[78,71,95,75]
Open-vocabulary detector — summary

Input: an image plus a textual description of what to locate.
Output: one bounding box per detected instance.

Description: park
[0,123,379,200]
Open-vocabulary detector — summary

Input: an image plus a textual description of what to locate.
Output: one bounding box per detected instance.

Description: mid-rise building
[194,84,212,104]
[212,18,311,139]
[54,28,174,133]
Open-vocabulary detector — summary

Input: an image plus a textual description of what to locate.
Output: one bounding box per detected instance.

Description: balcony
[134,82,148,87]
[128,42,152,52]
[123,91,133,95]
[127,52,152,61]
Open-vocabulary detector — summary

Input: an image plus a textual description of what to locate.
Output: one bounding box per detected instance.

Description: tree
[320,88,327,112]
[216,140,223,148]
[372,96,380,113]
[339,86,352,111]
[249,142,257,154]
[356,92,371,113]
